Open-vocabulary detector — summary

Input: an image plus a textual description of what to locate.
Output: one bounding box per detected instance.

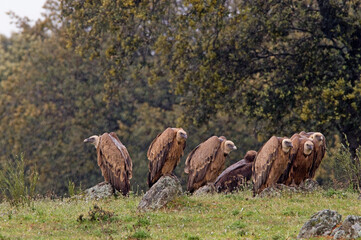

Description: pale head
[224,140,237,154]
[84,135,100,149]
[176,129,187,142]
[309,132,324,145]
[281,139,293,153]
[303,140,314,155]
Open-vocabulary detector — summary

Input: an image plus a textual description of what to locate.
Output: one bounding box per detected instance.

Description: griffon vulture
[299,131,327,178]
[278,134,315,185]
[252,136,293,196]
[215,150,257,193]
[185,136,237,193]
[84,132,133,196]
[147,127,187,188]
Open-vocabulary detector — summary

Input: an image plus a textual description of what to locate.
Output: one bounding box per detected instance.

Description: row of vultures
[88,129,325,196]
[0,0,360,196]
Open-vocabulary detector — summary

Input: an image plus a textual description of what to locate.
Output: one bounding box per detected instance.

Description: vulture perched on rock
[278,134,315,186]
[147,127,187,188]
[252,136,293,196]
[84,132,133,196]
[215,150,257,193]
[185,136,237,193]
[299,131,326,178]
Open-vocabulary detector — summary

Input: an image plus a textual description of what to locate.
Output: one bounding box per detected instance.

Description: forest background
[0,0,360,195]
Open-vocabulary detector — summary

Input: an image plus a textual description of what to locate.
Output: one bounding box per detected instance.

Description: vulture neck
[94,136,101,149]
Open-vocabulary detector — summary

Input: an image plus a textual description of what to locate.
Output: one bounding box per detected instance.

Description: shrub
[0,153,39,207]
[332,141,361,192]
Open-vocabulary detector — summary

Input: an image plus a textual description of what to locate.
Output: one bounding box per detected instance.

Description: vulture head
[304,140,314,155]
[224,140,237,154]
[309,132,324,145]
[84,135,100,149]
[176,129,187,143]
[281,139,293,153]
[244,150,257,163]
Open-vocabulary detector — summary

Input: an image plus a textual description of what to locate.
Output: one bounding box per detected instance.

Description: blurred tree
[152,0,361,154]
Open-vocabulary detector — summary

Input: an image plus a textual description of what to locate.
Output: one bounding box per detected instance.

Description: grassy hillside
[0,190,359,240]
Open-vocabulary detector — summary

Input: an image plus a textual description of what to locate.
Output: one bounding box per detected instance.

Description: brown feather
[185,136,233,193]
[279,135,315,185]
[252,136,292,196]
[147,128,186,187]
[278,134,301,184]
[96,133,133,196]
[299,131,327,178]
[215,151,256,193]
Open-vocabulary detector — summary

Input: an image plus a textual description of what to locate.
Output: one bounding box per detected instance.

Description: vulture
[214,150,257,193]
[252,136,293,196]
[147,127,187,188]
[84,132,133,196]
[185,136,237,193]
[299,131,327,178]
[278,134,315,186]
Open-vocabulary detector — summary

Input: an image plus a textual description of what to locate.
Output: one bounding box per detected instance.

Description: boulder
[258,184,298,198]
[331,215,361,239]
[257,180,319,198]
[301,179,320,192]
[82,182,115,200]
[298,209,342,239]
[193,183,216,196]
[138,175,182,211]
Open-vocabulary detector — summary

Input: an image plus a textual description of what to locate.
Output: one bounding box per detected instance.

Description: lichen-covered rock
[258,185,282,198]
[301,179,320,192]
[193,183,216,196]
[82,182,115,200]
[258,184,298,198]
[331,215,361,239]
[257,180,319,198]
[298,209,342,239]
[138,175,182,211]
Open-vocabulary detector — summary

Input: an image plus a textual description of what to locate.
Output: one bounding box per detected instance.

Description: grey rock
[138,175,182,211]
[258,184,298,198]
[298,209,342,239]
[331,215,361,239]
[81,182,115,200]
[258,186,282,198]
[301,179,320,192]
[257,180,319,198]
[193,183,216,196]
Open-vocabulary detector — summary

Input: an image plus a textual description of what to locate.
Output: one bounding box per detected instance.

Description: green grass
[0,190,360,239]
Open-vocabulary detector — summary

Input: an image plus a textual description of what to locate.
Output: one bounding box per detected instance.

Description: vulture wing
[215,160,252,193]
[97,133,131,195]
[186,136,222,191]
[253,136,279,194]
[184,144,200,174]
[109,132,133,180]
[147,128,176,186]
[215,159,247,183]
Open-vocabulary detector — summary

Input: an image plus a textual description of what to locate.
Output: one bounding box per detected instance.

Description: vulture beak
[288,142,293,148]
[84,137,93,143]
[307,145,313,151]
[233,145,237,150]
[183,133,188,139]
